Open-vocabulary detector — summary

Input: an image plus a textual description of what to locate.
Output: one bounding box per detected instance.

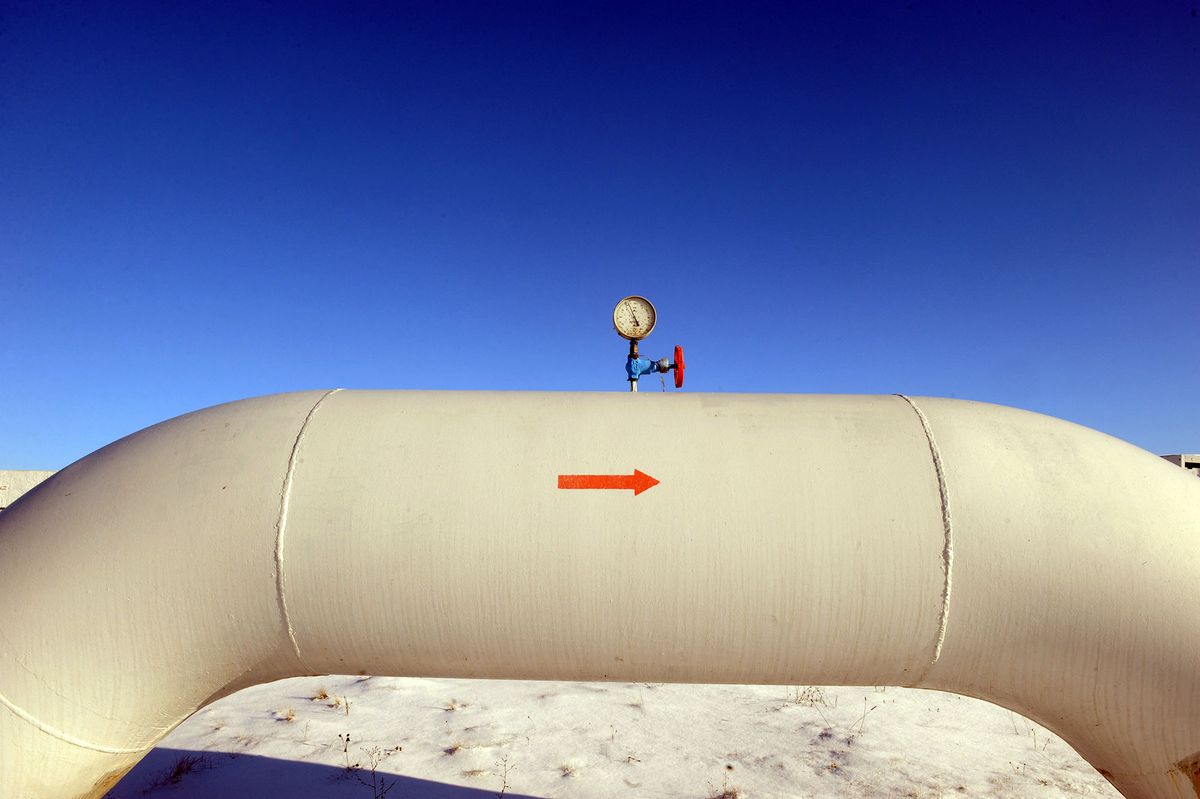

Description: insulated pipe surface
[0,390,1197,799]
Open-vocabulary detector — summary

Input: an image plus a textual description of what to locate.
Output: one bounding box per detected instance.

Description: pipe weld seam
[896,394,954,668]
[0,689,145,754]
[275,388,342,671]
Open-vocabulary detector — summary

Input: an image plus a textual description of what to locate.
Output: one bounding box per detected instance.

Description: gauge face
[613,295,657,340]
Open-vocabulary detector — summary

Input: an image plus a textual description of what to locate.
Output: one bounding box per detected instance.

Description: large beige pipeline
[0,390,1197,799]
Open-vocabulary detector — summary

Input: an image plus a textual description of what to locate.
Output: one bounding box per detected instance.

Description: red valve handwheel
[673,345,685,388]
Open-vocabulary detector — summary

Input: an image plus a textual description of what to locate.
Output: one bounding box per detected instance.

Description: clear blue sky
[2,2,1197,469]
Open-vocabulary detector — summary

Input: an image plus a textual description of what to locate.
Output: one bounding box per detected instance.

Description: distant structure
[1161,454,1200,478]
[0,470,55,511]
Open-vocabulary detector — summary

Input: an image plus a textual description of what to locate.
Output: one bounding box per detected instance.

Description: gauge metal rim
[613,295,657,341]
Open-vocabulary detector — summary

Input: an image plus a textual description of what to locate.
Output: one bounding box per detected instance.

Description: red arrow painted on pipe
[557,469,660,496]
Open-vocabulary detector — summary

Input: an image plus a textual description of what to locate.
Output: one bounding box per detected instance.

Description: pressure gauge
[613,295,657,340]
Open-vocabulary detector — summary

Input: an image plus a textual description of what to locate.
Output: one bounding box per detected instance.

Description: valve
[612,296,685,392]
[647,347,685,388]
[625,346,683,387]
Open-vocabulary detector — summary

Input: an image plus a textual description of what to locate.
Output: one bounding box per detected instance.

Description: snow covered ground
[109,676,1122,798]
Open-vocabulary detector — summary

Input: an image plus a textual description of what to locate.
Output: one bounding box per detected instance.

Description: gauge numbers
[613,295,657,340]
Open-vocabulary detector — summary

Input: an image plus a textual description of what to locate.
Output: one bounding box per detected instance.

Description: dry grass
[707,765,741,799]
[144,754,210,791]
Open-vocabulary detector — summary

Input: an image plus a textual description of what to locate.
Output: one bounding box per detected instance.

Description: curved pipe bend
[0,390,1197,799]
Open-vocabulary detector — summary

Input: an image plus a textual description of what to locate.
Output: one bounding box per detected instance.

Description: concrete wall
[0,471,56,511]
[1161,455,1200,478]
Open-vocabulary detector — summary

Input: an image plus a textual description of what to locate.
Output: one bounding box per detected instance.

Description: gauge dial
[613,295,657,340]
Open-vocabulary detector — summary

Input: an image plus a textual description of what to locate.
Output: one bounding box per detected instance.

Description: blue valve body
[626,355,662,382]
